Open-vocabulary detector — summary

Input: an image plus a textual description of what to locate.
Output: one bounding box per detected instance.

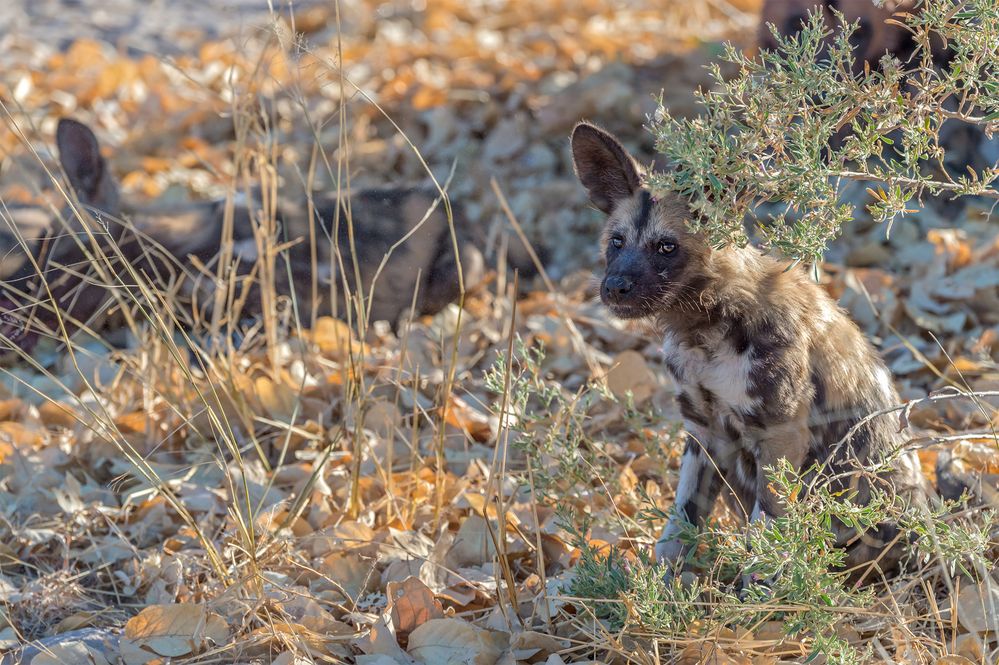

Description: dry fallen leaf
[955,579,999,634]
[320,552,378,602]
[119,603,228,664]
[678,642,753,665]
[407,618,509,665]
[357,612,413,663]
[388,576,445,642]
[606,350,657,404]
[447,515,497,568]
[312,316,361,356]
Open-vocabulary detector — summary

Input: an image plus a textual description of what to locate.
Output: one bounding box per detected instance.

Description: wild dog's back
[310,186,484,326]
[132,184,485,330]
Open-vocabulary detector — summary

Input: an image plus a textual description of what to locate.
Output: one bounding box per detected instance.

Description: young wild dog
[758,0,943,72]
[570,122,932,580]
[134,184,485,332]
[1,121,483,352]
[757,0,833,54]
[0,119,123,352]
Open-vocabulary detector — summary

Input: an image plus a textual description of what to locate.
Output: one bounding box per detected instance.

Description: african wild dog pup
[0,119,123,351]
[758,0,939,73]
[570,122,931,579]
[136,185,485,331]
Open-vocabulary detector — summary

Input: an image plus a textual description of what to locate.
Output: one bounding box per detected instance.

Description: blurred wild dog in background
[757,0,995,207]
[571,121,932,581]
[136,184,485,332]
[0,119,124,352]
[0,118,487,351]
[757,0,923,72]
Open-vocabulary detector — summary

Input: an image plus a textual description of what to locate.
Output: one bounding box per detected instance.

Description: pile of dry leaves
[0,1,997,664]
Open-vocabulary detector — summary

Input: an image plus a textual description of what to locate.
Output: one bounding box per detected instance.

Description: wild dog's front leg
[741,419,810,591]
[656,435,723,568]
[750,419,810,522]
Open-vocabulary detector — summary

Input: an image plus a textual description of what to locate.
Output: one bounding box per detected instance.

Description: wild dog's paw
[654,536,685,567]
[738,570,776,602]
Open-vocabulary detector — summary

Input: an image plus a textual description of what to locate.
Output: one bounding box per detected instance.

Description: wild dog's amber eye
[658,241,676,254]
[610,236,624,249]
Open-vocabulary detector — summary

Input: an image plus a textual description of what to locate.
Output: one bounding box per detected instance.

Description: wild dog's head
[758,0,832,53]
[570,122,710,320]
[758,0,916,72]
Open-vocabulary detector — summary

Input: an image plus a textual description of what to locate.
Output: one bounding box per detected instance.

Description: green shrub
[649,0,999,263]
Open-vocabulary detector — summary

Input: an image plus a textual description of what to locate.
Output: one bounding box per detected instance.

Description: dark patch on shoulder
[699,385,716,407]
[726,317,751,355]
[810,370,826,409]
[747,316,804,420]
[750,316,796,360]
[677,392,708,428]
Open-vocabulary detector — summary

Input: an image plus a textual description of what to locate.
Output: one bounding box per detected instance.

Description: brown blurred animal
[757,1,994,204]
[306,186,485,327]
[571,121,932,582]
[0,119,124,352]
[1,120,487,351]
[133,184,485,332]
[757,0,921,72]
[757,0,833,54]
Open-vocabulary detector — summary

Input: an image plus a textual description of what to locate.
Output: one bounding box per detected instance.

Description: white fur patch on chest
[662,330,757,415]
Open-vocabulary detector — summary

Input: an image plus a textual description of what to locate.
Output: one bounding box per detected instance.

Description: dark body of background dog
[0,120,489,352]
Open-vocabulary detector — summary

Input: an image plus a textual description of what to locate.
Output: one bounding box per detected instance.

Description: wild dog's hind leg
[656,435,723,568]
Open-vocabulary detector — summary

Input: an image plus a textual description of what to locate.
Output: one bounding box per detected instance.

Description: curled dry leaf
[388,576,445,642]
[407,618,509,665]
[119,603,228,664]
[446,395,494,443]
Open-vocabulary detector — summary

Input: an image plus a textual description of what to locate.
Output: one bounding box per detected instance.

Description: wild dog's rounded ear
[570,122,642,214]
[56,118,108,206]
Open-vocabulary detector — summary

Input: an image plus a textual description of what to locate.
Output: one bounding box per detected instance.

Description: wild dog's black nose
[604,275,633,300]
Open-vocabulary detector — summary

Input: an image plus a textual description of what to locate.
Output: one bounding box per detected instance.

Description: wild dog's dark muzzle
[603,274,634,301]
